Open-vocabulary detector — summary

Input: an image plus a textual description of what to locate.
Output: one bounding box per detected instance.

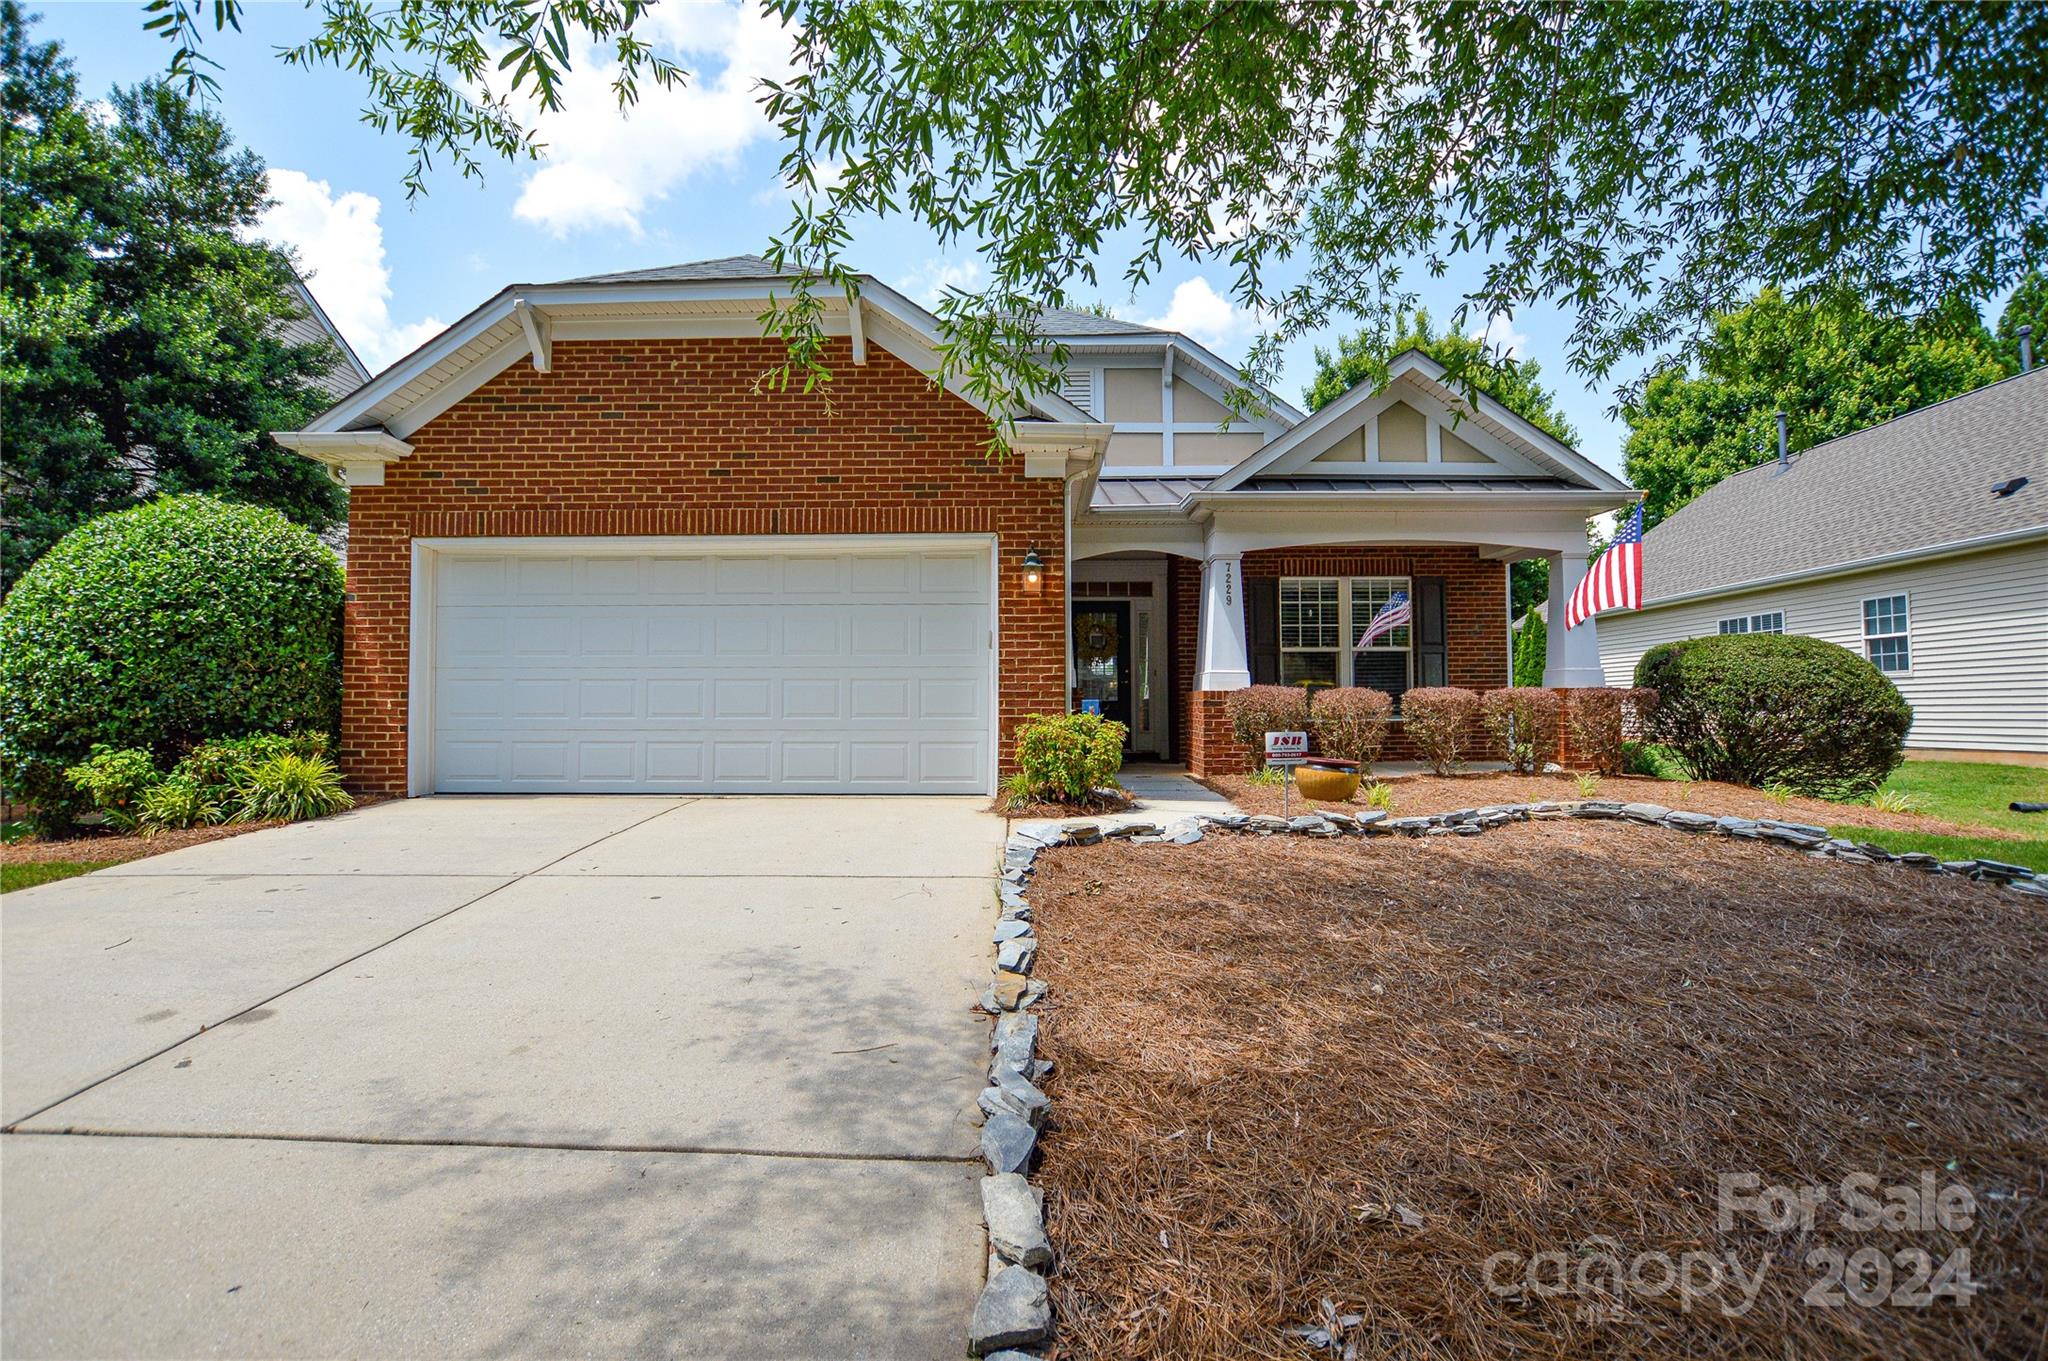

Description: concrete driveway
[2,796,1001,1359]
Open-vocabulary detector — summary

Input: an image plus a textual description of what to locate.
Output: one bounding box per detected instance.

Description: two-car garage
[415,538,997,795]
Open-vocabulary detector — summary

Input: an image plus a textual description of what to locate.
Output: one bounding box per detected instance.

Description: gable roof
[557,255,784,284]
[293,254,1309,438]
[282,276,369,398]
[1641,368,2048,604]
[1206,348,1627,492]
[1038,308,1164,337]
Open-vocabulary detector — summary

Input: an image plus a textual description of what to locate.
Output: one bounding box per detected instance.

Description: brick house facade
[277,257,1633,797]
[335,338,1066,797]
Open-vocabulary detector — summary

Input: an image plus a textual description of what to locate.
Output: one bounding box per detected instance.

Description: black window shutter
[1415,576,1448,688]
[1247,577,1280,684]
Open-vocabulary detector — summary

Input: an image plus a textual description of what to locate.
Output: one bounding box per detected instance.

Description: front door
[1072,601,1133,743]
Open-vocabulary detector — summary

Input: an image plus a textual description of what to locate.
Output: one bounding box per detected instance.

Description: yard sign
[1265,730,1308,819]
[1264,730,1309,767]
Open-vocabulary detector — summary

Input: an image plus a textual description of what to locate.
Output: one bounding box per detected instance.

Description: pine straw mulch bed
[992,789,1139,821]
[1027,823,2047,1360]
[1202,771,2031,840]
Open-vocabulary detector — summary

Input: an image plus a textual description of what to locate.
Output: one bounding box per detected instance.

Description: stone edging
[967,800,2042,1354]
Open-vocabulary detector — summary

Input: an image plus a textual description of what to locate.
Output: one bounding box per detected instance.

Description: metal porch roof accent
[1640,368,2048,603]
[1087,473,1584,510]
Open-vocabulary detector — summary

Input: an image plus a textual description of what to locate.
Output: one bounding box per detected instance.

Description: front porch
[1062,347,1638,774]
[1070,536,1615,776]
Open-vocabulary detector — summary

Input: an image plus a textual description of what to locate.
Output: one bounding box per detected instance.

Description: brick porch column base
[1186,691,1253,777]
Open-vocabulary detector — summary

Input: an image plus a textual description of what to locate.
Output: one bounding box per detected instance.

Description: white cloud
[1468,311,1529,358]
[894,257,985,306]
[512,1,795,236]
[258,169,446,371]
[1141,277,1256,349]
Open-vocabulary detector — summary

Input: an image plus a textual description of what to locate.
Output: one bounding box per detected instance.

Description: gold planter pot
[1292,766,1361,803]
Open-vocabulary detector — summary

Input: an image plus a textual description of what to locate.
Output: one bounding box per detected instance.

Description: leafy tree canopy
[144,1,2048,420]
[1621,285,2022,527]
[1,2,345,588]
[1993,270,2048,374]
[1303,308,1579,446]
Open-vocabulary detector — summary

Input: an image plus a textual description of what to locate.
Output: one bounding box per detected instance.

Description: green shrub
[1565,687,1659,775]
[1013,712,1126,802]
[1401,687,1481,774]
[1621,740,1689,780]
[1480,688,1563,773]
[1511,612,1547,688]
[1636,634,1911,799]
[176,731,331,808]
[62,746,161,830]
[1308,688,1393,768]
[0,496,343,831]
[1225,685,1310,767]
[231,753,354,824]
[136,775,221,834]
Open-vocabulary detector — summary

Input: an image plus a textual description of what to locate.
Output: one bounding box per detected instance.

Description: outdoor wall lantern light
[1022,546,1045,593]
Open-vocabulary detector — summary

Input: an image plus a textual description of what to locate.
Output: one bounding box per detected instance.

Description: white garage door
[427,543,993,793]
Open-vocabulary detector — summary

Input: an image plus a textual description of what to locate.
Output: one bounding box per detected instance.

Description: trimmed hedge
[0,496,344,829]
[1566,686,1660,775]
[1309,688,1393,768]
[1402,687,1483,774]
[1225,685,1310,766]
[1481,688,1563,773]
[1635,633,1911,798]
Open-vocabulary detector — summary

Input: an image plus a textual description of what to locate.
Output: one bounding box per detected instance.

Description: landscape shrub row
[1225,684,1653,775]
[65,732,352,834]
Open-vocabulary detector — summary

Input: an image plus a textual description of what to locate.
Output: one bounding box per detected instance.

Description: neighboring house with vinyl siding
[1595,369,2048,762]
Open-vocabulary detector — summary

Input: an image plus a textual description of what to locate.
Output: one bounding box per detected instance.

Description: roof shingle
[1642,369,2048,601]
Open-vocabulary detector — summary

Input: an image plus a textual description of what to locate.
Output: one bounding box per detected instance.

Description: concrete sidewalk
[3,795,999,1359]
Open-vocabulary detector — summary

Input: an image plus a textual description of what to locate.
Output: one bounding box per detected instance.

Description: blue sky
[38,0,1639,471]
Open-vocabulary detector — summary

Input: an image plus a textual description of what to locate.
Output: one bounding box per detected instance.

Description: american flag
[1355,590,1411,648]
[1566,503,1645,629]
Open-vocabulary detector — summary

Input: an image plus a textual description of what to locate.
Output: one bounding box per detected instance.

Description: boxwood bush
[0,496,344,830]
[1013,711,1127,802]
[1635,633,1911,799]
[1225,685,1310,767]
[1307,687,1394,768]
[1481,687,1563,773]
[1402,687,1483,775]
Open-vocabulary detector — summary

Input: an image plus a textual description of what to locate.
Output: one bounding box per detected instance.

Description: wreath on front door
[1077,615,1119,665]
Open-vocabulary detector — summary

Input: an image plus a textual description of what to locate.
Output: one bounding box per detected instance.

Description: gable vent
[1059,368,1096,416]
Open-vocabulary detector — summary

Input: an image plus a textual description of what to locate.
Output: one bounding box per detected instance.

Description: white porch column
[1194,553,1252,690]
[1544,551,1607,687]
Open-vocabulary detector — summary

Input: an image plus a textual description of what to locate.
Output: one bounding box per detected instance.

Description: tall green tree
[1994,270,2048,374]
[1621,288,2011,527]
[142,2,2048,415]
[1304,309,1580,618]
[0,3,344,590]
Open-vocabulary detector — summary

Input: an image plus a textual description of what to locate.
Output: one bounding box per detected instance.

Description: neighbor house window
[1863,594,1911,673]
[1280,576,1413,693]
[1717,611,1784,635]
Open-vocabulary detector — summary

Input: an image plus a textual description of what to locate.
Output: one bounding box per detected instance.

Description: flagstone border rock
[967,800,2042,1354]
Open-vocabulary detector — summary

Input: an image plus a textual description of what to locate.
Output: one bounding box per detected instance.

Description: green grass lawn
[1825,827,2048,874]
[1876,760,2048,836]
[1,860,115,893]
[1832,759,2048,872]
